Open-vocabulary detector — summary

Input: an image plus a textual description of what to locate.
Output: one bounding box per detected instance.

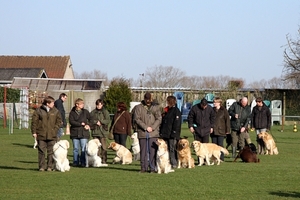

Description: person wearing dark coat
[251,97,271,154]
[54,93,67,139]
[69,98,91,167]
[31,96,62,171]
[110,102,132,148]
[228,97,252,158]
[160,96,182,168]
[211,97,230,161]
[188,98,216,143]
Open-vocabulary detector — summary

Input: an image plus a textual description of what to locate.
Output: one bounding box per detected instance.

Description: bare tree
[142,66,186,88]
[283,28,300,88]
[74,69,109,86]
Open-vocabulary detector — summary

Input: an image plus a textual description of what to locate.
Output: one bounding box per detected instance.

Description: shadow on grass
[12,142,34,149]
[0,165,37,171]
[269,191,300,198]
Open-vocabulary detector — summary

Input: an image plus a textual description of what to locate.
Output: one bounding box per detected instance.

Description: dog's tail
[220,147,229,155]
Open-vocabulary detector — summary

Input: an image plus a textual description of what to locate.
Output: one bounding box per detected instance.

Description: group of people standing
[31,94,132,171]
[31,92,271,172]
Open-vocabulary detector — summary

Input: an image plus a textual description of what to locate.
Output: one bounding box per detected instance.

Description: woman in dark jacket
[211,97,230,161]
[160,96,182,168]
[110,102,132,148]
[69,98,91,167]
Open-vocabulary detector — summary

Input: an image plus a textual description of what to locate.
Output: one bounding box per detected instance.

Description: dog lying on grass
[233,143,260,163]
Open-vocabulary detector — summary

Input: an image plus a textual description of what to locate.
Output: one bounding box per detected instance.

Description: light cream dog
[156,138,175,174]
[192,140,229,166]
[177,138,195,169]
[108,142,132,164]
[257,132,279,155]
[130,132,140,161]
[85,139,108,167]
[53,140,70,172]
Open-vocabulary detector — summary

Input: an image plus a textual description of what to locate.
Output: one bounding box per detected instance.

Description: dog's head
[130,132,138,140]
[257,132,268,139]
[108,142,119,151]
[191,140,200,150]
[156,138,167,150]
[177,138,190,151]
[92,138,102,147]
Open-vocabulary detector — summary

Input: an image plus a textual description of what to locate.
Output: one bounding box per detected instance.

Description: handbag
[108,111,125,140]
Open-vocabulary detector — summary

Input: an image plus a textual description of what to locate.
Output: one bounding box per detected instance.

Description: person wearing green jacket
[31,96,62,171]
[90,99,111,164]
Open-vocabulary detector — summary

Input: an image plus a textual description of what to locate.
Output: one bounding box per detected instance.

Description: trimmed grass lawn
[0,125,300,199]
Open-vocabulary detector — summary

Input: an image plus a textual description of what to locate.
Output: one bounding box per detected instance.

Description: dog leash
[268,130,277,142]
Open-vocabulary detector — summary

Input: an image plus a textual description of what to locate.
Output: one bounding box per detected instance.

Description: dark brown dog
[233,144,260,163]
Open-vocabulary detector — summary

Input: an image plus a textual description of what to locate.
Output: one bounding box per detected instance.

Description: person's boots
[101,150,107,164]
[232,147,236,158]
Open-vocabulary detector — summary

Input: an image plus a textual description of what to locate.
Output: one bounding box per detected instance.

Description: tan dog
[53,140,70,172]
[108,142,132,164]
[192,141,229,166]
[177,138,195,168]
[257,132,279,155]
[156,138,175,174]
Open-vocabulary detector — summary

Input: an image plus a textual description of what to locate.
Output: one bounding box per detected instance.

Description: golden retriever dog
[156,138,175,174]
[191,141,229,166]
[257,132,279,155]
[108,142,132,164]
[130,132,140,161]
[53,140,70,172]
[177,138,195,168]
[85,139,108,167]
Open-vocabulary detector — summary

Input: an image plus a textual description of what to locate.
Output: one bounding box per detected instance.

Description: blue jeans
[57,128,64,138]
[72,138,88,166]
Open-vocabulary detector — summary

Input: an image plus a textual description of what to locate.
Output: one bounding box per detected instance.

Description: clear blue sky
[1,1,300,85]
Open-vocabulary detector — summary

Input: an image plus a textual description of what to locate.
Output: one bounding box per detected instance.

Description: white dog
[130,132,140,161]
[33,138,38,149]
[156,138,174,174]
[85,139,108,167]
[53,140,71,172]
[108,142,132,164]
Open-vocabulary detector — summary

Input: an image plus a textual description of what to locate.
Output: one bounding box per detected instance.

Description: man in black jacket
[251,97,271,154]
[54,93,67,139]
[188,98,216,143]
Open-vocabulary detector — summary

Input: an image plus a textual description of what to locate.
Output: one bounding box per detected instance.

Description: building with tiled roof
[0,55,74,79]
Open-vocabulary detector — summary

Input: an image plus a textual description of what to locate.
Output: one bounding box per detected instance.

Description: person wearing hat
[133,92,162,173]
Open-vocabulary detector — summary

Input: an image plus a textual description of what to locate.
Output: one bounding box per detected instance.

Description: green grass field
[0,125,300,200]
